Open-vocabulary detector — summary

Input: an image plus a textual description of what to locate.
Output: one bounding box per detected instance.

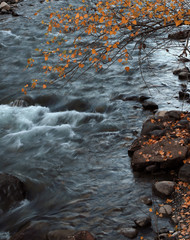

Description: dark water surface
[0,1,189,239]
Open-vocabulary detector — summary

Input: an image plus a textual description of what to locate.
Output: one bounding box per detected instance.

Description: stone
[164,111,181,120]
[47,230,75,240]
[142,101,158,111]
[140,196,152,205]
[178,163,190,183]
[179,91,190,100]
[159,205,173,216]
[34,94,59,107]
[69,231,95,240]
[9,222,49,240]
[141,119,162,135]
[145,164,158,173]
[0,173,26,211]
[131,138,187,170]
[178,72,190,80]
[134,216,151,228]
[153,181,175,198]
[155,111,167,117]
[10,96,34,107]
[168,30,190,40]
[0,2,10,11]
[173,67,189,75]
[128,137,147,157]
[120,228,138,239]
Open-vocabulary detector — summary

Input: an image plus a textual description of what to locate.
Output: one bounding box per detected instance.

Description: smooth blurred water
[0,0,189,239]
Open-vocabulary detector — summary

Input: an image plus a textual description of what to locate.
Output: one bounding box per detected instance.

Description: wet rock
[179,91,189,100]
[131,138,187,170]
[48,230,95,240]
[10,96,34,107]
[153,181,175,198]
[65,98,90,112]
[139,95,150,102]
[120,228,138,239]
[145,164,158,173]
[9,222,49,240]
[155,111,167,117]
[0,2,11,11]
[159,205,173,216]
[69,231,95,240]
[142,101,158,111]
[141,119,162,136]
[178,163,190,183]
[164,111,181,121]
[140,196,152,205]
[47,230,75,240]
[173,67,189,75]
[178,71,190,80]
[178,57,190,63]
[134,216,151,228]
[0,173,26,211]
[34,94,59,107]
[168,30,190,40]
[128,137,147,157]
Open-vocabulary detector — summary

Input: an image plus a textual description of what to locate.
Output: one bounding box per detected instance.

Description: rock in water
[120,228,138,239]
[153,181,175,198]
[0,173,26,211]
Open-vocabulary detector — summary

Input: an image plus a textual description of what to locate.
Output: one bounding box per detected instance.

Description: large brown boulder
[0,173,26,211]
[10,221,95,240]
[131,138,187,170]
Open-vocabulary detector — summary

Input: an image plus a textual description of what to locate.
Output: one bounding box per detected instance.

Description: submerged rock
[173,67,189,75]
[134,216,151,228]
[120,228,138,239]
[0,173,26,211]
[10,223,95,240]
[9,96,34,107]
[142,101,158,111]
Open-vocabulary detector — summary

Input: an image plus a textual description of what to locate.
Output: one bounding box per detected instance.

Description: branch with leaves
[24,0,190,92]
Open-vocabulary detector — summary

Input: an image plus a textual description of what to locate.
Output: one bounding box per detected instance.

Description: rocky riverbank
[128,110,190,239]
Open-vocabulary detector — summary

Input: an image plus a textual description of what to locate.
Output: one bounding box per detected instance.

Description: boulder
[178,72,190,80]
[120,228,138,239]
[178,163,190,183]
[168,30,190,40]
[153,181,175,198]
[10,96,34,107]
[173,67,190,75]
[179,91,189,100]
[142,101,158,111]
[0,173,26,211]
[9,222,49,240]
[159,205,173,216]
[68,231,95,240]
[141,119,162,135]
[134,216,151,228]
[0,2,11,11]
[131,138,188,170]
[163,111,182,121]
[140,196,152,206]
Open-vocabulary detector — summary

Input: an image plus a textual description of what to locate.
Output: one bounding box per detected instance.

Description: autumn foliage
[25,0,190,91]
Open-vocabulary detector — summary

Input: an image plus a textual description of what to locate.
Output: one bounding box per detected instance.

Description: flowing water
[0,1,189,239]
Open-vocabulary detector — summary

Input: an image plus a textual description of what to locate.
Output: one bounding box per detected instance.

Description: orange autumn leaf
[43,84,47,89]
[92,49,97,54]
